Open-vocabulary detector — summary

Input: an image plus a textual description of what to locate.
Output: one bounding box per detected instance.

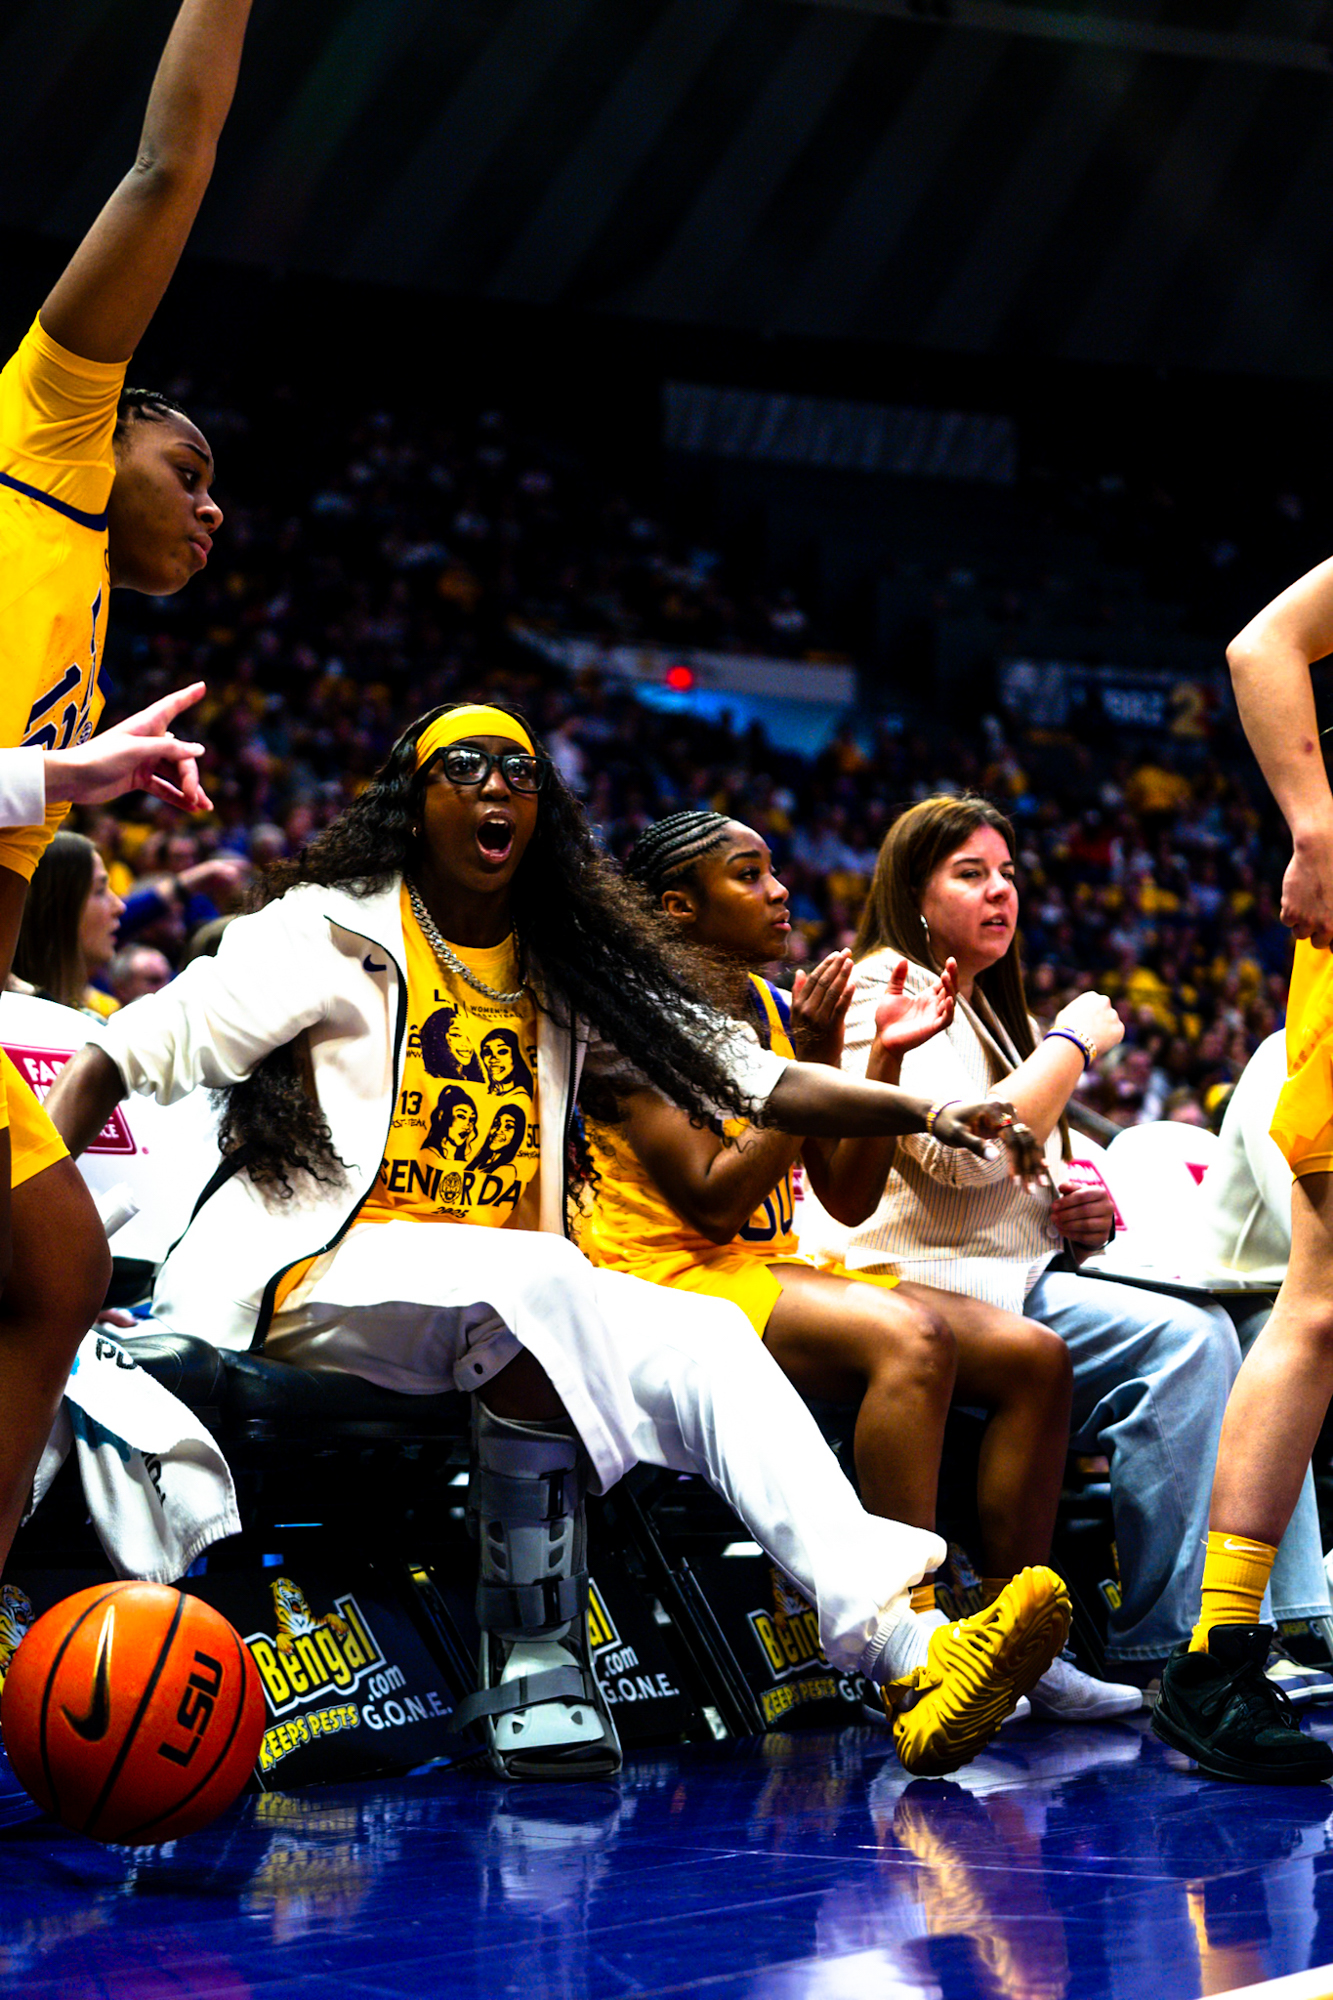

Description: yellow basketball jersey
[0,316,127,881]
[582,975,799,1276]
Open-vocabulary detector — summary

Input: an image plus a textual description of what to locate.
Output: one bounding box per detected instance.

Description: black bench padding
[127,1330,467,1439]
[122,1330,227,1408]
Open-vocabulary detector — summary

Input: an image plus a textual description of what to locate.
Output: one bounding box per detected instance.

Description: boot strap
[449,1666,591,1733]
[476,1573,585,1631]
[470,1465,581,1522]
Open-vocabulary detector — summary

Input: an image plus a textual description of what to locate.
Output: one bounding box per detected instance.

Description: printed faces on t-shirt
[369,923,541,1227]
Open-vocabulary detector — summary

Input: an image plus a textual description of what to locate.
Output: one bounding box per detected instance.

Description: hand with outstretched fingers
[44,683,212,811]
[791,948,855,1065]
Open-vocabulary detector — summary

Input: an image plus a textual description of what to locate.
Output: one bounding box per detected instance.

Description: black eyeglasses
[430,744,550,793]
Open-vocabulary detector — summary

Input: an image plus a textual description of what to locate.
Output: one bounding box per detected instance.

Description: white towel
[28,1330,240,1583]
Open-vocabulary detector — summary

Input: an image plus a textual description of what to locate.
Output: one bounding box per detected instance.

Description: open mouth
[476,816,515,863]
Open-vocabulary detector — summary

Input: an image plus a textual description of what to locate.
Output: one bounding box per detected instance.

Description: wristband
[1044,1027,1095,1070]
[924,1098,958,1136]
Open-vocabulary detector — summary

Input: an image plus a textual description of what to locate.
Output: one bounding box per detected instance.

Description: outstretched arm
[41,0,254,364]
[1227,555,1333,947]
[45,1046,128,1158]
[764,1061,1001,1155]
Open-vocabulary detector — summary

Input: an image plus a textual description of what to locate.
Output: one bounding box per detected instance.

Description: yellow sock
[979,1576,1011,1608]
[910,1581,936,1616]
[1189,1531,1277,1652]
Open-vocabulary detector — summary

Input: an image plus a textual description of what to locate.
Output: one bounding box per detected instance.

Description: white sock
[868,1607,947,1683]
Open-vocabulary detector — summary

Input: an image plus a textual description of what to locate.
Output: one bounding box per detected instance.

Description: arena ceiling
[6,0,1333,380]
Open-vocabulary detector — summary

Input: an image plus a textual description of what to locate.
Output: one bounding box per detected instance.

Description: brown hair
[855,794,1069,1152]
[13,831,96,1010]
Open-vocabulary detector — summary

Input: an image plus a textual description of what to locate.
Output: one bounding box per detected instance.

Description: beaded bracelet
[924,1098,959,1136]
[1044,1026,1096,1070]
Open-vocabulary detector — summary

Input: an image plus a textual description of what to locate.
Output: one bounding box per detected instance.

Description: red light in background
[665,665,694,691]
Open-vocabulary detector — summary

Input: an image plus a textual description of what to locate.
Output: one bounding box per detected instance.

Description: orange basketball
[0,1582,265,1844]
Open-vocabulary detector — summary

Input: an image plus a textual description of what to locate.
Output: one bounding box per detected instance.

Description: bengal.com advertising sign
[191,1567,463,1787]
[2,1567,462,1790]
[693,1556,877,1730]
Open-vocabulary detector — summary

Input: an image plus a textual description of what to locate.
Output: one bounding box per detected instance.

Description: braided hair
[220,705,755,1194]
[113,388,191,445]
[625,811,732,900]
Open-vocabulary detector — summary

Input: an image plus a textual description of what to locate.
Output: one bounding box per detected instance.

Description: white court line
[1217,1965,1333,2000]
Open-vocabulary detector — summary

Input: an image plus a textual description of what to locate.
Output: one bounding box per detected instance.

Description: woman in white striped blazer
[832,794,1243,1682]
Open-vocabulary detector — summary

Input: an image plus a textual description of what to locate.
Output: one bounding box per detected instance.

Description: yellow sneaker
[887,1565,1072,1777]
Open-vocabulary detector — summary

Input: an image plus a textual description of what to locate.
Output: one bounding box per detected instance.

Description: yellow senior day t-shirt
[359,885,541,1226]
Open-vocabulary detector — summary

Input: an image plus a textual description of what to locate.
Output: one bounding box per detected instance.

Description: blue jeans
[1023,1266,1242,1663]
[1228,1300,1332,1625]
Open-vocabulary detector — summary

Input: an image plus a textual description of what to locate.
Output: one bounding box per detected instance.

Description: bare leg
[0,1156,110,1574]
[485,1348,567,1424]
[899,1284,1072,1577]
[1208,1169,1333,1543]
[763,1266,956,1525]
[0,866,27,1292]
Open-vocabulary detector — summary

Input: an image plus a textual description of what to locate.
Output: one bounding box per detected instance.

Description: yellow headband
[414,705,535,769]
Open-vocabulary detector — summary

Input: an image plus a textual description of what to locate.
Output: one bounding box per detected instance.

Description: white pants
[265,1221,944,1677]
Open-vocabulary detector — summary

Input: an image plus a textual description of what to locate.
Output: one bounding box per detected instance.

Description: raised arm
[1227,554,1333,947]
[40,0,254,364]
[804,956,958,1226]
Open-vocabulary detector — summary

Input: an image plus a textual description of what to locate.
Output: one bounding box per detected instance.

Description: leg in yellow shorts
[1,1050,68,1190]
[610,1246,1070,1580]
[0,1067,107,1578]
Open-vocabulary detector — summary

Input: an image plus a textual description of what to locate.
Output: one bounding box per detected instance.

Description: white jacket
[95,876,787,1351]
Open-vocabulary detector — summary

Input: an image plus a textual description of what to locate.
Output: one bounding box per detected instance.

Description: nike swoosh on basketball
[62,1610,114,1742]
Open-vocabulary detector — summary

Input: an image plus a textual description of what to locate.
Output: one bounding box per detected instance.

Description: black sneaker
[1152,1624,1333,1785]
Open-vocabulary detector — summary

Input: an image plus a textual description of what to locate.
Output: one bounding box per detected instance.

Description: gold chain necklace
[406,881,526,1006]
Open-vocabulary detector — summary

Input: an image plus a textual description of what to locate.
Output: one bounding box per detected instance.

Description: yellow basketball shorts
[0,1048,69,1190]
[1272,939,1333,1180]
[626,1248,900,1338]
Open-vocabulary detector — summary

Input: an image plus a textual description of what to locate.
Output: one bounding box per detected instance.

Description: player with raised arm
[0,0,253,1583]
[1154,557,1333,1781]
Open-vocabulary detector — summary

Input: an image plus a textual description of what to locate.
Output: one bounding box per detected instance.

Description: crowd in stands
[56,392,1301,1132]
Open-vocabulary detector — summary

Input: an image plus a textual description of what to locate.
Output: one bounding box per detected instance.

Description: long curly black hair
[220,702,755,1194]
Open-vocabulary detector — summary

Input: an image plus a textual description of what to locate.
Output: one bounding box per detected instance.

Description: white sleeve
[844,956,1010,1188]
[719,1016,789,1114]
[0,749,45,828]
[98,896,329,1103]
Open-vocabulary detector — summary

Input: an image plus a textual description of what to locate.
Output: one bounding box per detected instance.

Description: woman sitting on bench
[47,704,1071,1782]
[833,793,1244,1686]
[580,810,1138,1723]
